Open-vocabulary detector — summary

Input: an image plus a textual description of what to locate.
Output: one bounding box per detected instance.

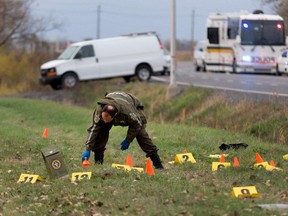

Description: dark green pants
[91,124,158,158]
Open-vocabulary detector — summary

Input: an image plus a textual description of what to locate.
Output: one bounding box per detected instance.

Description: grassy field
[44,81,288,146]
[0,97,288,216]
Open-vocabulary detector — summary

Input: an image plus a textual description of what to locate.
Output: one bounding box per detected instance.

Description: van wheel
[62,73,78,88]
[232,60,237,73]
[50,83,62,90]
[202,61,206,72]
[123,76,132,83]
[136,65,152,81]
[276,65,282,76]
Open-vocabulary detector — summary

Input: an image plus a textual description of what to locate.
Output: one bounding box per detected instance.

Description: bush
[0,49,52,95]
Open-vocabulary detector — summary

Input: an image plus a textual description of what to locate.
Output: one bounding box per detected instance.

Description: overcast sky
[33,0,273,42]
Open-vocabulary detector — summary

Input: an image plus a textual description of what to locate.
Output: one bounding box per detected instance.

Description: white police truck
[199,10,288,74]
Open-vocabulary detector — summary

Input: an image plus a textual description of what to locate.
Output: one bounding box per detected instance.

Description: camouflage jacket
[85,92,147,150]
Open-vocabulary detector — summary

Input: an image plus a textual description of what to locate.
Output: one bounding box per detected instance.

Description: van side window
[75,45,95,58]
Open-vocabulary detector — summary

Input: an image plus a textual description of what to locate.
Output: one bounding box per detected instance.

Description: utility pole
[191,9,195,43]
[97,4,101,39]
[166,0,180,99]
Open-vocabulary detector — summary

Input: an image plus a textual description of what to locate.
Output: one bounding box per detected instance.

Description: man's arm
[125,112,143,143]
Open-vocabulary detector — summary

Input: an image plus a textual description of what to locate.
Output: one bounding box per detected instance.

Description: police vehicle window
[208,28,219,44]
[241,20,285,45]
[227,18,239,39]
[262,20,285,45]
[77,45,95,58]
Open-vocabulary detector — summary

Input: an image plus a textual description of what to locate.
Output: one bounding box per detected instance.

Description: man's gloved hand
[120,140,130,151]
[81,150,91,161]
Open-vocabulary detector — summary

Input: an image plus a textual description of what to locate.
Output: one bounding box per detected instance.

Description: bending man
[81,91,164,169]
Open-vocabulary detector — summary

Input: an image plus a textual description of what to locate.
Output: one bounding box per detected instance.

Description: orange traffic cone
[270,160,275,167]
[126,154,133,167]
[233,157,240,167]
[256,153,264,163]
[145,159,155,175]
[42,128,48,138]
[82,159,91,168]
[220,154,225,162]
[184,149,187,153]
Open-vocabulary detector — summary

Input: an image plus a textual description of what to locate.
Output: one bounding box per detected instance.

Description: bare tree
[0,0,61,47]
[262,0,288,35]
[262,0,282,10]
[274,0,288,36]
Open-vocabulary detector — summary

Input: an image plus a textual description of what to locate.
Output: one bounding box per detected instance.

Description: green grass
[0,98,288,216]
[21,81,287,146]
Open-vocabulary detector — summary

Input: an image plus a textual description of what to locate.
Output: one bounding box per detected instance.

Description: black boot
[149,153,164,169]
[94,151,104,164]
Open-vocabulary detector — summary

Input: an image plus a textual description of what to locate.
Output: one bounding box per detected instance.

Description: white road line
[270,83,278,86]
[151,76,288,97]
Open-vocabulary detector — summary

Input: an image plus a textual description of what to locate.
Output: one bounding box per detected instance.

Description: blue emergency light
[243,23,249,28]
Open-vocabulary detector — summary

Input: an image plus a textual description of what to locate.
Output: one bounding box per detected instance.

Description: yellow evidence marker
[71,172,92,183]
[112,164,144,173]
[130,167,144,172]
[174,153,196,164]
[17,174,44,184]
[263,165,283,172]
[212,162,231,171]
[112,163,131,171]
[253,162,283,171]
[208,154,228,158]
[253,162,269,170]
[232,186,260,198]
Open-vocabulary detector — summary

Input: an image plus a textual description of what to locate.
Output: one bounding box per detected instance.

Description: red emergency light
[277,24,282,29]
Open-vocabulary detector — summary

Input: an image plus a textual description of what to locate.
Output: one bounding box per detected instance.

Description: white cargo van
[40,32,168,89]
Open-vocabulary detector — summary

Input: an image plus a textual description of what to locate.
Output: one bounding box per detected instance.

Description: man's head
[101,104,117,123]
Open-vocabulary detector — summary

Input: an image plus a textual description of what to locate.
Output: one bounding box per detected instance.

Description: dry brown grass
[176,51,193,61]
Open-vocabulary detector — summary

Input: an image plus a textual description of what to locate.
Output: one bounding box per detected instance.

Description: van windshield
[58,46,79,60]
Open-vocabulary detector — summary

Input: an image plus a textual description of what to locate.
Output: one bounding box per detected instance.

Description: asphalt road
[152,61,288,104]
[153,62,288,96]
